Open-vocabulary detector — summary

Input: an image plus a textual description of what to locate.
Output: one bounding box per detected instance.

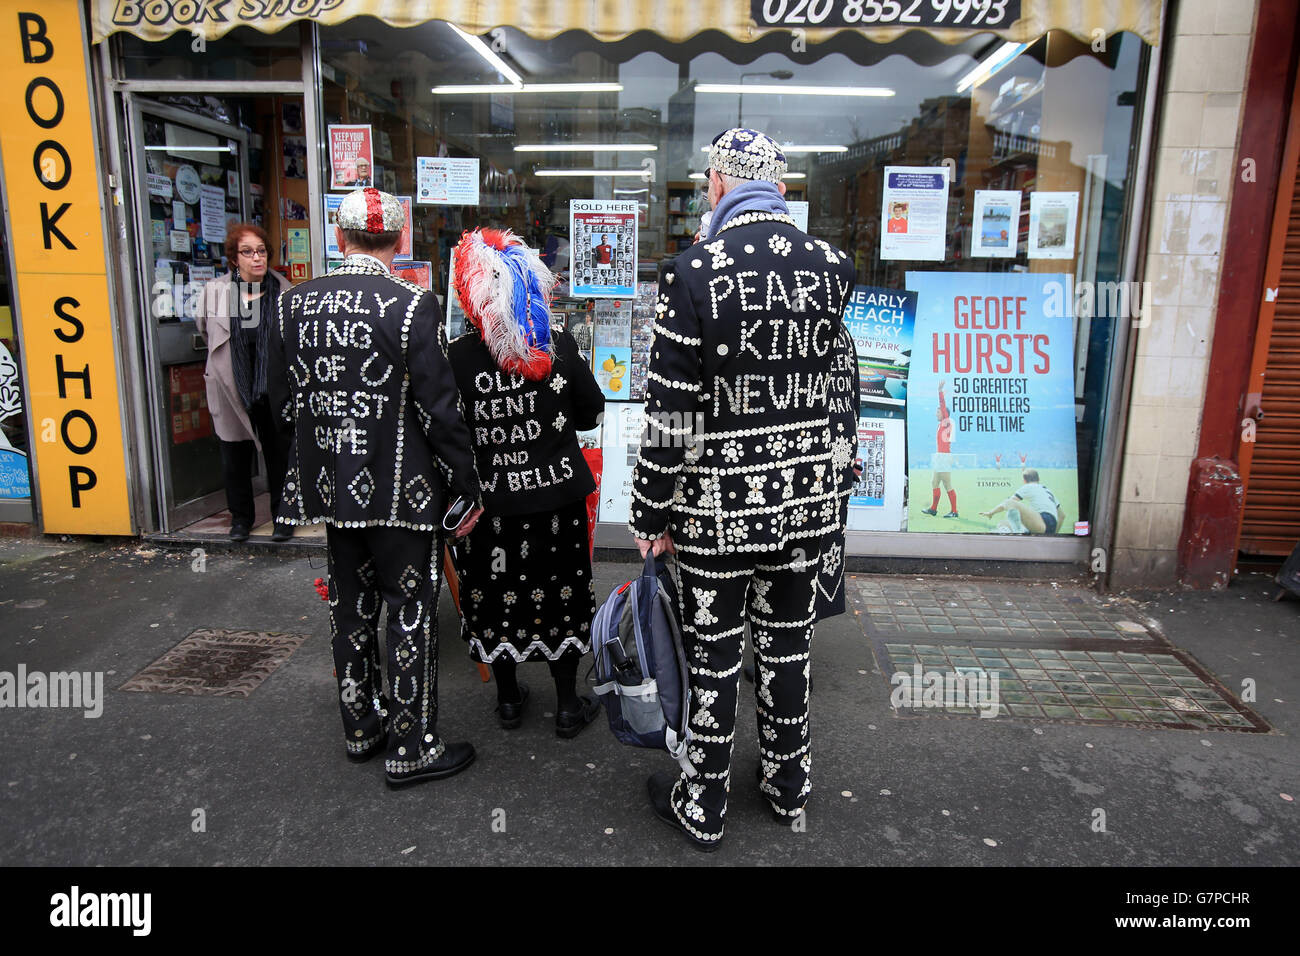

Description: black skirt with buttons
[450,497,595,664]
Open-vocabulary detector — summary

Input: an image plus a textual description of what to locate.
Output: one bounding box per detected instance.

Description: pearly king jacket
[629,211,857,554]
[267,255,481,529]
[447,328,604,516]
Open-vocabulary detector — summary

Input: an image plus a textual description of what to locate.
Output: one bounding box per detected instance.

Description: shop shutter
[1239,125,1300,555]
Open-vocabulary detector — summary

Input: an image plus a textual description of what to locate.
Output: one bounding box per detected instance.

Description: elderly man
[347,157,373,187]
[630,129,857,849]
[267,188,483,787]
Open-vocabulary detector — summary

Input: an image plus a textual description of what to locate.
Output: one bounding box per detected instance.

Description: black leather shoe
[495,682,529,730]
[647,771,720,853]
[229,523,250,542]
[271,522,294,542]
[555,695,600,739]
[385,742,476,788]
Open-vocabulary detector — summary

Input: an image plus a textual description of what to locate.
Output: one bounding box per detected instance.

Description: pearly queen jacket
[267,255,481,529]
[629,210,857,554]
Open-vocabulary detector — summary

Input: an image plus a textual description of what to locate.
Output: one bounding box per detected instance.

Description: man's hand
[635,533,676,558]
[453,506,484,538]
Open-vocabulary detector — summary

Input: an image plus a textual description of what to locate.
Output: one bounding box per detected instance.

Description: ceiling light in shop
[534,169,650,177]
[695,84,894,97]
[955,41,1028,93]
[515,144,657,152]
[433,83,623,94]
[145,145,231,151]
[614,188,649,194]
[448,23,523,88]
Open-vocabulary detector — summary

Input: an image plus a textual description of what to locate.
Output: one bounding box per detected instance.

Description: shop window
[115,25,304,83]
[317,19,1149,541]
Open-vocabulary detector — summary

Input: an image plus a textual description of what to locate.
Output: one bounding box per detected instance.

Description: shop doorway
[122,92,317,538]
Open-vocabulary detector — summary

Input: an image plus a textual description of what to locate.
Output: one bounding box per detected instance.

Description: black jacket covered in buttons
[448,328,604,516]
[267,255,481,529]
[629,211,856,555]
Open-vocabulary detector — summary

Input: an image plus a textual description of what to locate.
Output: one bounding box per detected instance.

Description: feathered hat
[453,228,555,380]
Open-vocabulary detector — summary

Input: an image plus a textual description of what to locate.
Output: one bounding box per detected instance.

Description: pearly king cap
[335,187,404,233]
[707,128,787,184]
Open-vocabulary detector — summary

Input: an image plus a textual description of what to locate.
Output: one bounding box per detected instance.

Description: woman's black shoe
[555,695,600,738]
[495,682,529,729]
[271,522,294,542]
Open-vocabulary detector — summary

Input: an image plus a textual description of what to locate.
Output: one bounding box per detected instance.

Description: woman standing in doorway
[196,223,293,541]
[447,228,605,738]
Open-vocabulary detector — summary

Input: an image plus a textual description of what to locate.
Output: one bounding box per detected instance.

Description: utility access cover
[119,628,309,698]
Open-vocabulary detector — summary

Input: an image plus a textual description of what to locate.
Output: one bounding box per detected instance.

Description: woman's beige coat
[194,270,288,445]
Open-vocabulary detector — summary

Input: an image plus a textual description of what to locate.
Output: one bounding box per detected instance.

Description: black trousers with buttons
[670,539,822,843]
[325,523,446,775]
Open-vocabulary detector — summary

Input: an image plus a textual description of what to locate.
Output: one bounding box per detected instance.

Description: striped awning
[92,0,1164,46]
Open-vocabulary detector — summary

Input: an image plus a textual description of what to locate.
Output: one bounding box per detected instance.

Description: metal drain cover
[119,628,309,698]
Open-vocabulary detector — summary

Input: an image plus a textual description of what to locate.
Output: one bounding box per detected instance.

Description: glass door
[124,96,250,531]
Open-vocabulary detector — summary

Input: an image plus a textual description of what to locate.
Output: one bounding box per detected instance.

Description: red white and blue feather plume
[453,228,555,380]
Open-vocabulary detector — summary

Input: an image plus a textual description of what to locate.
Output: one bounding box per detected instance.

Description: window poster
[880,166,949,261]
[842,286,916,412]
[904,271,1078,536]
[445,247,468,341]
[787,200,809,232]
[391,260,432,290]
[323,194,345,258]
[1027,192,1079,260]
[629,281,657,401]
[971,190,1022,258]
[569,199,638,297]
[416,156,480,205]
[597,402,645,524]
[328,124,374,189]
[846,417,907,532]
[287,228,309,263]
[199,185,226,244]
[594,347,632,401]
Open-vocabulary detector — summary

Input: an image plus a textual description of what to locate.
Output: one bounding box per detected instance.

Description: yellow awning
[93,0,1163,47]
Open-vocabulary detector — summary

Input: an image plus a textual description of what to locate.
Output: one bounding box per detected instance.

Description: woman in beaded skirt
[446,229,606,738]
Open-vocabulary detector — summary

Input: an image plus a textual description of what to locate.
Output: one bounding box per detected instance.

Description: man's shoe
[271,522,294,542]
[229,523,250,542]
[555,695,600,738]
[647,771,720,853]
[385,742,476,788]
[495,682,529,730]
[920,508,937,516]
[943,511,959,518]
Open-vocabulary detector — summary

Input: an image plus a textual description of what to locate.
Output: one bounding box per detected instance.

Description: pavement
[0,537,1296,866]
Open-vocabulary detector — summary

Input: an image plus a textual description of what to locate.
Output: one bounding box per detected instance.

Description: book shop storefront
[2,0,1164,566]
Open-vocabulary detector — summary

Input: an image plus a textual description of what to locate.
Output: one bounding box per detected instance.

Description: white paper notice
[190,265,215,285]
[169,229,191,253]
[147,173,173,200]
[172,200,187,227]
[881,166,949,261]
[199,185,226,244]
[598,402,645,525]
[1028,192,1079,259]
[787,200,809,232]
[971,190,1022,258]
[416,156,480,205]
